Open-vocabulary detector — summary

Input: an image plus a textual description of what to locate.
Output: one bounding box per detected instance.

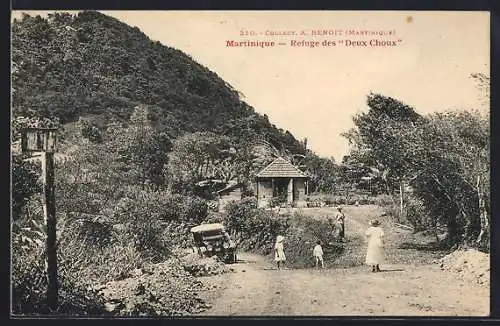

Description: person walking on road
[274,235,286,270]
[313,240,325,269]
[334,206,346,242]
[365,219,385,272]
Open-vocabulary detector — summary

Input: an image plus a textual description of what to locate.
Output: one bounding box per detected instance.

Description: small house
[255,157,309,208]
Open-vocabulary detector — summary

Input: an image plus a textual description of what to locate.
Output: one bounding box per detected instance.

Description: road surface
[197,207,489,316]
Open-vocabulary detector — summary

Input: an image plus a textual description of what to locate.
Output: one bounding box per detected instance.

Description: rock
[104,302,120,312]
[87,284,106,292]
[130,268,143,277]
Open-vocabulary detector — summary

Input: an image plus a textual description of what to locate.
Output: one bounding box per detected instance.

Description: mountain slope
[11,11,304,154]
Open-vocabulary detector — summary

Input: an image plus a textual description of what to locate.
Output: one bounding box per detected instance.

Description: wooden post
[287,178,293,204]
[42,151,58,312]
[399,181,404,222]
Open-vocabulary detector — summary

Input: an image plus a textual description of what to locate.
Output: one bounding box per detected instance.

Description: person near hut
[327,216,336,243]
[365,219,385,272]
[334,206,346,242]
[274,235,287,270]
[313,240,325,269]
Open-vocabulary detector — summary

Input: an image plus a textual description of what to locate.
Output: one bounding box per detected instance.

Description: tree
[343,91,489,249]
[301,152,338,193]
[166,132,235,194]
[409,110,489,247]
[116,105,172,189]
[342,93,425,217]
[470,72,490,111]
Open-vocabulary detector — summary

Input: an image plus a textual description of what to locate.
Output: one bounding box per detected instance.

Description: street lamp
[21,127,57,153]
[20,127,58,312]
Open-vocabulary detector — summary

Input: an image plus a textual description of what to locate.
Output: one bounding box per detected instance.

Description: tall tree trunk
[476,174,489,247]
[433,216,439,242]
[446,215,460,247]
[399,181,404,221]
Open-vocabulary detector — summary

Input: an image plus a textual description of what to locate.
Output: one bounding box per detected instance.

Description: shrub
[12,156,41,221]
[224,197,258,234]
[12,239,107,315]
[373,194,395,206]
[279,213,345,268]
[224,198,288,252]
[80,120,103,143]
[223,201,345,268]
[404,197,433,231]
[112,196,171,262]
[182,196,209,224]
[11,250,48,314]
[162,194,208,224]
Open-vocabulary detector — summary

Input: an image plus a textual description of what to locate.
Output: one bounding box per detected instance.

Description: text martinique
[226,40,277,48]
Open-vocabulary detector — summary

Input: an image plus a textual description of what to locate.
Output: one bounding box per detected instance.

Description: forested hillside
[11,10,303,153]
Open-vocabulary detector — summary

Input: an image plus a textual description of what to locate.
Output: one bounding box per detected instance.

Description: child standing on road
[313,240,324,268]
[274,235,286,270]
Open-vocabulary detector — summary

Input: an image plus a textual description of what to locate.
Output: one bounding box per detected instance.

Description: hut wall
[257,179,273,208]
[293,178,307,208]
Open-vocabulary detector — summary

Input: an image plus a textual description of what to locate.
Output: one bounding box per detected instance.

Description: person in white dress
[274,235,286,269]
[365,219,384,272]
[313,240,324,268]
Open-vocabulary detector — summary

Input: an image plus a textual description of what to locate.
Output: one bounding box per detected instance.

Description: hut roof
[256,157,308,178]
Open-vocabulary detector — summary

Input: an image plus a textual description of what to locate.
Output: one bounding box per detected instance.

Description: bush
[112,196,171,262]
[223,201,345,268]
[163,194,208,224]
[224,197,258,234]
[12,156,41,220]
[373,194,394,206]
[279,213,345,268]
[306,193,398,207]
[404,197,433,231]
[80,120,103,143]
[12,244,107,315]
[224,198,288,252]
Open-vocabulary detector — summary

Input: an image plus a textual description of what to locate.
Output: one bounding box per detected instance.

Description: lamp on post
[21,127,58,312]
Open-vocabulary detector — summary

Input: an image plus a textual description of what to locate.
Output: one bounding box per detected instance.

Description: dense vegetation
[11,11,305,154]
[342,92,490,250]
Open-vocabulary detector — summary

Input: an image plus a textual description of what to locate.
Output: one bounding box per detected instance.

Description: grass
[280,205,450,267]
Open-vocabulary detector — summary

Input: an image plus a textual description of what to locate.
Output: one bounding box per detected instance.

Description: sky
[11,11,490,161]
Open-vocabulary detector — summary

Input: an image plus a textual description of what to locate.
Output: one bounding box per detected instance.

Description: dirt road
[197,206,489,316]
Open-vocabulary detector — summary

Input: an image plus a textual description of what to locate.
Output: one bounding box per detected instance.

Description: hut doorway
[272,178,289,203]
